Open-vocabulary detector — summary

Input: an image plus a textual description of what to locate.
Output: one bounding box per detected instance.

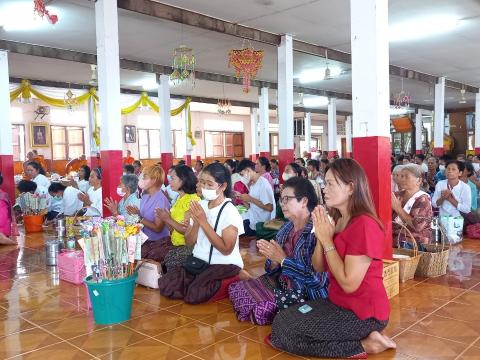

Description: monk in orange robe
[65,155,88,174]
[123,150,135,165]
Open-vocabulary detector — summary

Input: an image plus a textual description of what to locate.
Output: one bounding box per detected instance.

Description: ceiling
[1,0,479,113]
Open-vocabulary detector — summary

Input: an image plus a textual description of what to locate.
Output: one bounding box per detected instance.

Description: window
[51,126,85,160]
[270,134,278,156]
[205,131,244,158]
[172,130,185,158]
[138,129,160,159]
[11,125,25,162]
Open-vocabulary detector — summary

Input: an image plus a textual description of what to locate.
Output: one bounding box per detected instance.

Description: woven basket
[392,222,422,283]
[415,224,450,278]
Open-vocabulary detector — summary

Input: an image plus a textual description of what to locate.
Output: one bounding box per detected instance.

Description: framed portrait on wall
[124,125,136,143]
[30,123,50,147]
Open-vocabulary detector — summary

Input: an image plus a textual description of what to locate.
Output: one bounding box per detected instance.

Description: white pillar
[0,51,12,156]
[350,0,391,257]
[277,34,294,172]
[476,93,480,154]
[415,110,423,154]
[250,108,259,158]
[259,87,270,156]
[305,112,312,155]
[345,115,352,157]
[158,74,173,171]
[0,50,14,202]
[95,0,123,212]
[327,98,337,157]
[321,133,327,152]
[433,77,446,156]
[184,106,192,164]
[95,0,121,151]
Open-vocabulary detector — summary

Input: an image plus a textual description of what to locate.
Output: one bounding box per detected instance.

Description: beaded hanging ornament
[33,0,58,24]
[228,42,264,93]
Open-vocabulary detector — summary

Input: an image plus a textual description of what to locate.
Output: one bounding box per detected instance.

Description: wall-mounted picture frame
[30,123,50,148]
[124,125,137,143]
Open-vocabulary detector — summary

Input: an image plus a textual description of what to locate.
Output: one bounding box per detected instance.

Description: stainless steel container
[45,240,64,266]
[56,219,65,229]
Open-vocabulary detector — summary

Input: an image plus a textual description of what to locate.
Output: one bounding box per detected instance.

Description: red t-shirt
[325,215,390,321]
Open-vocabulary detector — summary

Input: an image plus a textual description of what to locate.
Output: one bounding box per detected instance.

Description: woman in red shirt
[268,158,396,358]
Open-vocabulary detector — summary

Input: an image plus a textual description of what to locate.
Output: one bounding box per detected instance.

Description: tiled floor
[1,231,480,360]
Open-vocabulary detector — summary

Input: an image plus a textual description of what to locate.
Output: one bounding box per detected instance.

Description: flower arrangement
[79,215,146,282]
[18,192,48,215]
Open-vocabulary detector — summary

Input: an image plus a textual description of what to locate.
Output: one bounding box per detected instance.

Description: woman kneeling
[269,159,396,359]
[229,177,328,325]
[159,163,244,304]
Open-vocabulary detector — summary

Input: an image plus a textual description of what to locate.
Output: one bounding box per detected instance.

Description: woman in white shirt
[48,183,83,216]
[159,163,244,304]
[76,165,91,194]
[432,160,471,217]
[26,162,50,194]
[78,168,103,217]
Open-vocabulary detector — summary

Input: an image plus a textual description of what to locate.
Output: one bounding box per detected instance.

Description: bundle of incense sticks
[80,215,145,282]
[18,192,48,215]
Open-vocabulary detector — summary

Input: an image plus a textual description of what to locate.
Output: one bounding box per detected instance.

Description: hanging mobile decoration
[228,42,264,93]
[64,87,78,111]
[33,0,58,25]
[394,78,411,109]
[217,85,232,116]
[170,45,196,86]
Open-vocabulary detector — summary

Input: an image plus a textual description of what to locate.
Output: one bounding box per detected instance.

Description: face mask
[282,172,292,181]
[122,172,127,176]
[54,195,62,201]
[439,165,446,171]
[117,187,126,197]
[202,187,220,201]
[167,175,173,182]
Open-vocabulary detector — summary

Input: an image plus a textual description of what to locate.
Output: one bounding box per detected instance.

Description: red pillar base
[89,156,101,170]
[250,154,259,162]
[259,152,271,159]
[183,154,192,167]
[327,151,338,159]
[0,155,15,203]
[415,150,423,155]
[345,152,352,158]
[161,153,173,179]
[352,136,392,260]
[278,149,295,180]
[475,148,480,155]
[433,147,444,156]
[100,150,123,217]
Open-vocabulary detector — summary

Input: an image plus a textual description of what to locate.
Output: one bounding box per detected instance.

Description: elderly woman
[126,165,171,263]
[229,177,328,325]
[392,164,433,245]
[104,174,140,216]
[391,164,404,192]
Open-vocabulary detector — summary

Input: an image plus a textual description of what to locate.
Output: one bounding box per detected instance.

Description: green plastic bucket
[84,273,137,325]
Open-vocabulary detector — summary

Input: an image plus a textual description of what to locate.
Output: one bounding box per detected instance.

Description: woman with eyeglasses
[229,177,328,325]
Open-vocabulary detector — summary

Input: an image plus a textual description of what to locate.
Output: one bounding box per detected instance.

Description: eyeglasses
[279,195,299,205]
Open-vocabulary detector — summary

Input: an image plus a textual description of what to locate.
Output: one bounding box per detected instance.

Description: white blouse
[84,187,103,217]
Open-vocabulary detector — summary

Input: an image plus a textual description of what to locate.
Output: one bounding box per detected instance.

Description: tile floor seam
[120,317,195,339]
[407,328,475,346]
[4,340,69,360]
[454,335,480,360]
[186,332,240,357]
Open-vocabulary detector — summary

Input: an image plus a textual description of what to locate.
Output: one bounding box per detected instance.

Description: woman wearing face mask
[78,168,103,217]
[159,163,245,304]
[48,183,84,217]
[161,166,180,204]
[237,159,276,237]
[126,165,171,263]
[281,163,302,182]
[268,159,396,358]
[155,165,201,271]
[229,177,328,325]
[104,174,140,217]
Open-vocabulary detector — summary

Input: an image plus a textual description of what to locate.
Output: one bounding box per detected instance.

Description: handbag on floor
[184,201,232,275]
[136,259,162,289]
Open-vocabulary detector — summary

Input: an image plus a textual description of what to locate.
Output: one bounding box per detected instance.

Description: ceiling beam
[9,77,349,116]
[117,0,479,93]
[0,40,352,100]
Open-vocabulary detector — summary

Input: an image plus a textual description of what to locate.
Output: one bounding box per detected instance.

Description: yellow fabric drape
[9,80,195,147]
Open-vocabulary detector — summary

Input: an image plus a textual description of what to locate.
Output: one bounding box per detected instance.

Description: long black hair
[27,161,45,175]
[203,162,232,198]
